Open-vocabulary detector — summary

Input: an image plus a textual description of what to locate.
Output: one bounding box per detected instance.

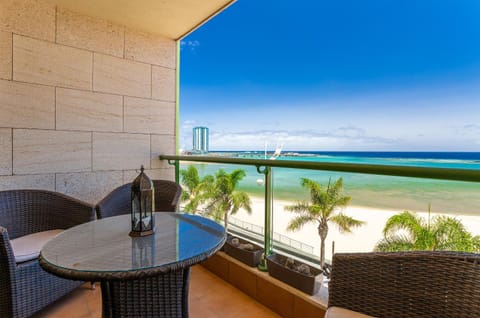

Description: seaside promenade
[234,196,480,261]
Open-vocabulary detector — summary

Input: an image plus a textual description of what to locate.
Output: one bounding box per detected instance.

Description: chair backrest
[328,251,480,318]
[95,183,132,219]
[152,179,182,212]
[0,189,95,239]
[96,180,182,219]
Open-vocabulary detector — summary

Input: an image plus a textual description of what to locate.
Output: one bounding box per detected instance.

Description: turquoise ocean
[181,152,480,215]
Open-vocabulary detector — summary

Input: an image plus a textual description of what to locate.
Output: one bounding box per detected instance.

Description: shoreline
[232,196,480,261]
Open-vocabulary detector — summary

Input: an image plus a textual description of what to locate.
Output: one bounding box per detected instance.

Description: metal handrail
[161,154,480,183]
[160,154,480,271]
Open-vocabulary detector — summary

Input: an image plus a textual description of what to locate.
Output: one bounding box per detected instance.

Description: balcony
[2,0,480,317]
[25,152,480,318]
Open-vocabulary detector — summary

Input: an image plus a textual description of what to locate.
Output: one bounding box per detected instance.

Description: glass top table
[39,213,226,318]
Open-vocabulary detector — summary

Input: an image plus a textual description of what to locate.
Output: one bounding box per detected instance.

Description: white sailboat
[269,142,283,160]
[257,141,283,185]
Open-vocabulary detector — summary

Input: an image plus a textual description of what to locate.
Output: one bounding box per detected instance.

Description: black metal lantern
[129,166,155,237]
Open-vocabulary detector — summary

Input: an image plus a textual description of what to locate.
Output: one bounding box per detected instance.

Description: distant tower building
[192,126,209,153]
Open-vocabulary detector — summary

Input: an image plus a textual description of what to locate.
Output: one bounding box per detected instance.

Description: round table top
[39,213,226,281]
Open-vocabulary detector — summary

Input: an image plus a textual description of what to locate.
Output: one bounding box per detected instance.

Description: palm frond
[332,195,352,208]
[329,213,365,234]
[183,196,200,213]
[383,211,424,239]
[200,174,215,186]
[432,215,476,251]
[180,191,190,202]
[471,236,480,252]
[231,191,252,215]
[285,201,311,213]
[287,214,316,231]
[180,165,200,193]
[374,235,416,252]
[376,209,480,253]
[180,165,217,214]
[203,200,224,222]
[300,178,322,204]
[230,169,247,187]
[326,178,343,200]
[200,168,250,227]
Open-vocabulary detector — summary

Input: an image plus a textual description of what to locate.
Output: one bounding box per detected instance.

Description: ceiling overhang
[46,0,236,40]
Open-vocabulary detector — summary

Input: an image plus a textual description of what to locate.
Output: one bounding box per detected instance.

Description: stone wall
[0,0,176,204]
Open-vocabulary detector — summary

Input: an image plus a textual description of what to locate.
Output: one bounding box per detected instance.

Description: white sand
[232,196,480,262]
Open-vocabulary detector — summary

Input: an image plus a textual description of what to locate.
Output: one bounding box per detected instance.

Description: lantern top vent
[132,165,153,192]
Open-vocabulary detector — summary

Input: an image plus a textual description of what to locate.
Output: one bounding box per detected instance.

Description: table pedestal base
[100,268,191,318]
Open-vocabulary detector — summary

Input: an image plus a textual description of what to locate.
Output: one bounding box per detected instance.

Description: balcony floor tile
[31,265,280,318]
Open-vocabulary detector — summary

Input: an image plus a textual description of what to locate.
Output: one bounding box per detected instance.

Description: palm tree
[179,165,213,214]
[285,177,364,269]
[375,208,480,252]
[203,169,252,231]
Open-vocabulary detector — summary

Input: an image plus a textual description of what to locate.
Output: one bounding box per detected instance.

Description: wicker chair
[96,180,182,219]
[0,189,95,318]
[327,251,480,318]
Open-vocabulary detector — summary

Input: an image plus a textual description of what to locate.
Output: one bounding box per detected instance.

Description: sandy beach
[232,196,480,262]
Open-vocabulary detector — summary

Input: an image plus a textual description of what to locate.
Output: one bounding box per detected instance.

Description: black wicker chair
[0,189,95,318]
[96,180,182,219]
[327,251,480,318]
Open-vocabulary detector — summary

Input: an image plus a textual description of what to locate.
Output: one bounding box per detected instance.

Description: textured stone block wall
[0,0,176,204]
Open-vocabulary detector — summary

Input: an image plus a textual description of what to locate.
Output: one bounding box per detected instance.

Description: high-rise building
[192,126,209,153]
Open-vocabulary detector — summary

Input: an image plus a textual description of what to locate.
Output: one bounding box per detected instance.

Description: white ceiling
[46,0,236,40]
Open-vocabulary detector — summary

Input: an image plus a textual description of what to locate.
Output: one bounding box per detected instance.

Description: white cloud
[182,120,196,128]
[180,40,200,52]
[458,124,480,135]
[451,124,480,147]
[335,126,366,138]
[203,128,397,151]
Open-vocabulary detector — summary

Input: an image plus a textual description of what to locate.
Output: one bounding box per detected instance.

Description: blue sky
[179,0,480,151]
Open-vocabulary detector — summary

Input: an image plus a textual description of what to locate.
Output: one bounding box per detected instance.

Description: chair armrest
[0,227,18,288]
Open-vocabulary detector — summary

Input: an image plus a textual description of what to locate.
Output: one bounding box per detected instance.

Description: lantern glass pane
[141,190,153,230]
[132,196,141,231]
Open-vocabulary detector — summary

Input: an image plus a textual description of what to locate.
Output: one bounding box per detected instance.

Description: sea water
[182,151,480,215]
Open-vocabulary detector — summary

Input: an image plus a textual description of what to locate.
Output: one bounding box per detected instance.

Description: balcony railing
[160,154,480,269]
